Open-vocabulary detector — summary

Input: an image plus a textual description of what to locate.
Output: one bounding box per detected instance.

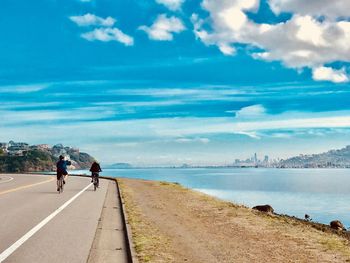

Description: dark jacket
[56,160,71,174]
[90,162,102,173]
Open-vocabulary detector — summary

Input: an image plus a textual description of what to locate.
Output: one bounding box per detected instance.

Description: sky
[0,0,350,166]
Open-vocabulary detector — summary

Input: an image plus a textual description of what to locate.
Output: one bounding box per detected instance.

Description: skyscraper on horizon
[264,155,269,164]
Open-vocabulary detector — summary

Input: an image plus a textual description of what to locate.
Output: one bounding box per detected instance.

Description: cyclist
[56,155,71,191]
[89,161,102,187]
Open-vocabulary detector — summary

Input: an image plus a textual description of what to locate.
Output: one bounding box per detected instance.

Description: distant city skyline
[1,0,350,165]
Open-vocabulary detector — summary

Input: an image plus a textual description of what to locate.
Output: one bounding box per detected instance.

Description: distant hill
[106,163,133,169]
[279,145,350,168]
[0,144,95,173]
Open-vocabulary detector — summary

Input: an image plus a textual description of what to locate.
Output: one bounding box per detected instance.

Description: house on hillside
[7,141,29,156]
[30,144,51,150]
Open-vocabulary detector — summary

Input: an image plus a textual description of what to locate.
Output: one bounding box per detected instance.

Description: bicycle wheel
[59,177,64,193]
[93,177,97,191]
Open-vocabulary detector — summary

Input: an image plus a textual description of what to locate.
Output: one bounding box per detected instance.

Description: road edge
[70,174,138,263]
[115,179,139,263]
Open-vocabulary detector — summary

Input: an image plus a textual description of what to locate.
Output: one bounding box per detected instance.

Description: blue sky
[1,0,350,165]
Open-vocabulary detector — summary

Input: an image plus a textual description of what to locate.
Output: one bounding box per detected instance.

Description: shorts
[57,172,63,180]
[57,170,67,180]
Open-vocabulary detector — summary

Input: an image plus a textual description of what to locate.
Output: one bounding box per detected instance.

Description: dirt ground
[119,178,350,263]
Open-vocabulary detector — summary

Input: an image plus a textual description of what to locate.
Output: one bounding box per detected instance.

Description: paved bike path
[0,174,109,263]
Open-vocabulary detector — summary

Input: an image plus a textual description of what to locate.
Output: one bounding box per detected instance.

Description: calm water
[71,168,350,228]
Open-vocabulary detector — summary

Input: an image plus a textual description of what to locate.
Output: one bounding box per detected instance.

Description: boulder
[252,204,274,213]
[330,220,345,231]
[304,214,311,221]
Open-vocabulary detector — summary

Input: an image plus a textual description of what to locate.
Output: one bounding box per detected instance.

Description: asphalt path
[0,174,109,263]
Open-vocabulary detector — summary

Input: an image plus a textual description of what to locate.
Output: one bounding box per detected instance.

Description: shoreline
[118,178,350,262]
[104,167,350,169]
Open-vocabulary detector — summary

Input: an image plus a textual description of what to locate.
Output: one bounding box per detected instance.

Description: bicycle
[57,175,64,193]
[92,173,99,191]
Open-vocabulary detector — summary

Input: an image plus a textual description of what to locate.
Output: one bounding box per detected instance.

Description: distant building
[264,155,269,163]
[37,144,50,150]
[8,141,29,148]
[7,141,29,156]
[30,144,50,150]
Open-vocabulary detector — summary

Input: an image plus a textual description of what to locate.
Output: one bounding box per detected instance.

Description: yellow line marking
[0,177,55,196]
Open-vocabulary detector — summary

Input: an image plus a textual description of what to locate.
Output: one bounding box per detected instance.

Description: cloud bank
[269,0,350,19]
[192,0,350,83]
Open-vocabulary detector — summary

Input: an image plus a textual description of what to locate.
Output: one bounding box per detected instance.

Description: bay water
[71,168,350,228]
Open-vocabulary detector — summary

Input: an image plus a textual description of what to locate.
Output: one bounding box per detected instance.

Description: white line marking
[0,182,93,262]
[0,176,14,184]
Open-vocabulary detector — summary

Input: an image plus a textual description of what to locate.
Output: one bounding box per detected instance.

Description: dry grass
[119,178,350,263]
[118,180,173,262]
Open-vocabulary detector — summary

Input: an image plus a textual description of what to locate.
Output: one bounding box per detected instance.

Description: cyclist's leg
[63,173,68,184]
[56,173,61,191]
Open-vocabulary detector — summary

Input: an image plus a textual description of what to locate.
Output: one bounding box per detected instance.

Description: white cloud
[269,0,350,19]
[176,137,210,143]
[70,13,116,27]
[149,114,350,139]
[218,43,236,56]
[235,105,266,119]
[234,131,261,139]
[192,0,350,83]
[0,84,49,93]
[81,28,134,46]
[312,66,349,83]
[139,14,185,41]
[155,0,185,11]
[3,111,350,164]
[0,107,117,125]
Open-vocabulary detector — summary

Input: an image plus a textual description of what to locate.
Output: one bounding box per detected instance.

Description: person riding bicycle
[56,155,71,191]
[89,161,102,186]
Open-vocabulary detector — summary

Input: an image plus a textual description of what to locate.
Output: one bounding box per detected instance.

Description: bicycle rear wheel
[59,177,64,193]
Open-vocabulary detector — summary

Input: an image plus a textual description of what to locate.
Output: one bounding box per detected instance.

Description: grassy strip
[118,180,173,262]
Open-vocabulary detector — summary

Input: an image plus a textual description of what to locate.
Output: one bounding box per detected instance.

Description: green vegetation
[0,150,55,173]
[0,149,94,173]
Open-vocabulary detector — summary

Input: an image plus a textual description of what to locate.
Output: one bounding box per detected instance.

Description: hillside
[280,145,350,168]
[0,145,95,173]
